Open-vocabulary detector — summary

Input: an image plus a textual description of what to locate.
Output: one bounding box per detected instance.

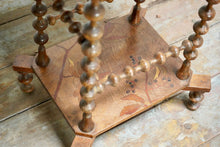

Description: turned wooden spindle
[32,0,50,67]
[78,0,105,132]
[129,0,145,25]
[177,0,219,80]
[95,45,183,93]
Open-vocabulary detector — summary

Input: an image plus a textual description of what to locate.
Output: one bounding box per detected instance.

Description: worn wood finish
[1,0,220,147]
[177,0,219,80]
[184,74,211,92]
[32,15,190,140]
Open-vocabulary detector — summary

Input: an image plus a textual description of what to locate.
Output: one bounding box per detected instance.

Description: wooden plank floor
[0,0,220,146]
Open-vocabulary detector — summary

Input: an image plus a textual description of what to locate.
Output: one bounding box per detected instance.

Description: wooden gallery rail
[12,0,219,146]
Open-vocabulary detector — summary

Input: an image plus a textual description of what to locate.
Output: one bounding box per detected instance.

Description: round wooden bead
[155,52,166,64]
[124,66,135,78]
[69,22,81,33]
[169,46,180,57]
[32,18,48,31]
[81,57,100,75]
[184,49,198,60]
[52,0,64,11]
[32,3,47,17]
[181,40,193,51]
[75,3,84,14]
[80,99,96,113]
[84,2,105,21]
[80,72,97,88]
[34,32,49,45]
[61,11,73,23]
[80,86,95,101]
[199,5,216,21]
[82,40,102,58]
[188,34,203,48]
[206,0,220,4]
[139,59,150,72]
[46,15,56,25]
[193,21,209,35]
[83,23,103,42]
[107,74,119,86]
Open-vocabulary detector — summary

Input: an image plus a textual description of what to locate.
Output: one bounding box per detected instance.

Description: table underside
[32,15,190,138]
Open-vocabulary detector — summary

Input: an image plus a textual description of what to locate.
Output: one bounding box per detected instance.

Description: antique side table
[13,0,219,146]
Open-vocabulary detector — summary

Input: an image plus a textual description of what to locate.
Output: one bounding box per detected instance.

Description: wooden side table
[13,0,219,146]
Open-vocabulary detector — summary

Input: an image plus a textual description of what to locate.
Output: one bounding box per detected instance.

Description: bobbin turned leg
[177,0,219,80]
[32,0,50,67]
[78,0,105,132]
[129,0,145,25]
[13,55,35,93]
[183,74,211,111]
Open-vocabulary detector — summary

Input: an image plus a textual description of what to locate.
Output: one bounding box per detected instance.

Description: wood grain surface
[32,15,190,137]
